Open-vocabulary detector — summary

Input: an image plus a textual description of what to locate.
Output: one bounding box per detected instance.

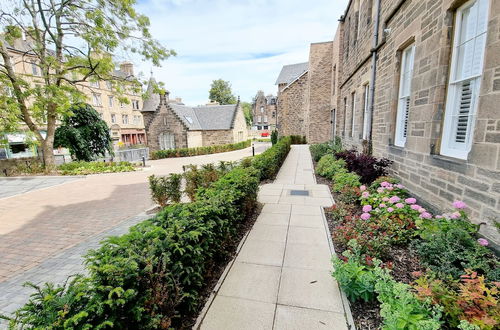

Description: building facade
[141,79,248,151]
[252,91,277,131]
[334,0,500,242]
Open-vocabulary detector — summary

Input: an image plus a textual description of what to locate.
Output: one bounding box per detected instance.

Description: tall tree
[208,79,237,105]
[0,0,174,166]
[54,103,112,161]
[241,101,253,126]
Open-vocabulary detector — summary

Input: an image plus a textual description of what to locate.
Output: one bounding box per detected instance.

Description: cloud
[129,0,347,105]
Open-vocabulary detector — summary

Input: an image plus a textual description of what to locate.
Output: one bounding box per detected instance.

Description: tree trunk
[41,138,55,168]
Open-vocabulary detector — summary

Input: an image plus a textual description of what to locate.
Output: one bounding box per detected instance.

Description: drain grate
[290,190,309,196]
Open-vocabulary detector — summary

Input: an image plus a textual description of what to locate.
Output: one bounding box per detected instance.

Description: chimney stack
[119,62,134,76]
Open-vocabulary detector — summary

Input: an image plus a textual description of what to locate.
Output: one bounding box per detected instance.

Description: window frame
[362,84,370,140]
[394,44,416,147]
[351,92,356,138]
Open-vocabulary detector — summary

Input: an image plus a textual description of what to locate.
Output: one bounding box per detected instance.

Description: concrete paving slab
[261,204,291,214]
[287,227,329,247]
[256,213,290,226]
[291,204,322,216]
[247,223,288,243]
[258,195,281,204]
[236,240,286,267]
[283,243,332,271]
[274,305,348,330]
[289,214,324,228]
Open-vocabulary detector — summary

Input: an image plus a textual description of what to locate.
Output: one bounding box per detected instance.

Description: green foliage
[316,155,346,178]
[241,101,253,126]
[332,170,361,192]
[290,135,307,144]
[370,176,400,191]
[58,161,135,175]
[151,140,251,159]
[332,240,378,302]
[54,103,112,161]
[309,139,344,162]
[271,130,278,145]
[251,136,291,180]
[208,79,237,104]
[148,174,182,207]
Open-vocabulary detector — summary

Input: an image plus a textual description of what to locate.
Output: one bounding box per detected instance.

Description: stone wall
[187,131,203,148]
[201,130,233,146]
[232,104,249,142]
[337,0,500,242]
[277,72,309,137]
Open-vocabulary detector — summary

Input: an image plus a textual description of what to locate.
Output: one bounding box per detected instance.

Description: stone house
[252,91,277,131]
[275,41,335,144]
[140,79,248,152]
[332,0,500,242]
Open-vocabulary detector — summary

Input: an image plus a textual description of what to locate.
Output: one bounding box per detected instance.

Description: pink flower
[452,200,467,209]
[405,198,416,204]
[360,213,371,220]
[382,197,390,202]
[377,187,384,193]
[387,186,394,191]
[396,184,405,189]
[449,212,460,219]
[379,203,386,208]
[418,208,426,214]
[420,212,432,219]
[395,203,404,208]
[387,207,394,212]
[360,185,367,191]
[361,191,370,198]
[435,215,443,219]
[477,238,489,246]
[381,181,390,187]
[411,204,421,211]
[362,205,372,212]
[389,196,400,203]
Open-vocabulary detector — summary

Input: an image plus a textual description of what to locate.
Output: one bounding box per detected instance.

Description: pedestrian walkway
[197,145,350,330]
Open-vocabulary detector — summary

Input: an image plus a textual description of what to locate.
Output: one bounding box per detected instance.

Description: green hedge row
[6,137,293,329]
[150,140,251,159]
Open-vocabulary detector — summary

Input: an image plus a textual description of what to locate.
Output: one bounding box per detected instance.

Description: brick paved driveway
[0,143,269,283]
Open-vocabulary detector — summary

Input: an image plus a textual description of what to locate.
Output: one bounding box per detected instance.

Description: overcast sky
[129,0,347,106]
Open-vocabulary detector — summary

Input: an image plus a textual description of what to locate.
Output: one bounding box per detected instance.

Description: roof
[141,77,162,112]
[275,62,308,85]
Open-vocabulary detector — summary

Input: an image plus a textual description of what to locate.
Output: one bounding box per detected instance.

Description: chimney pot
[119,62,134,76]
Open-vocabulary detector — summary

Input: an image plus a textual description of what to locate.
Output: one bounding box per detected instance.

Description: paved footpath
[0,143,269,321]
[198,145,350,330]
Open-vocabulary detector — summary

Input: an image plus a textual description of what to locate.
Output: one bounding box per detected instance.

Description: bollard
[252,143,255,157]
[142,156,146,167]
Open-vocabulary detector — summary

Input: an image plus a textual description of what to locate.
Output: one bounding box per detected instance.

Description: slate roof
[275,62,308,85]
[141,77,161,112]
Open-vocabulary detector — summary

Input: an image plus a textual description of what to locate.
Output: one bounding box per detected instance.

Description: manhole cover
[290,190,309,196]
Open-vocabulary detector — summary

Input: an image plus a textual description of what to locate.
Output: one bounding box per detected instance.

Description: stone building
[140,79,248,151]
[275,41,336,144]
[252,91,277,131]
[333,0,500,242]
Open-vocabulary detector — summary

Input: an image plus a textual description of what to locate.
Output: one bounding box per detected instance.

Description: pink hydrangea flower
[411,204,421,211]
[389,196,400,203]
[360,185,367,191]
[452,200,467,209]
[396,184,405,189]
[405,198,417,204]
[435,215,443,219]
[379,203,386,208]
[395,203,404,208]
[420,212,432,219]
[360,213,371,220]
[361,191,370,198]
[387,207,394,212]
[418,208,426,214]
[387,186,394,191]
[449,212,460,219]
[477,238,489,246]
[362,205,372,212]
[377,187,384,193]
[382,197,390,202]
[381,181,390,187]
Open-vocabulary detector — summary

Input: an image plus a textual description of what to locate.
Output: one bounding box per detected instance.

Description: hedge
[150,140,251,160]
[5,137,293,329]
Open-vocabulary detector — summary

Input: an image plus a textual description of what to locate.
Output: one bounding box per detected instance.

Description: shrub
[58,161,135,175]
[316,155,346,178]
[183,165,202,201]
[148,174,182,207]
[290,135,306,144]
[332,240,378,303]
[335,149,392,184]
[309,139,344,162]
[332,170,360,192]
[150,140,251,160]
[271,130,278,145]
[252,136,291,180]
[369,176,400,191]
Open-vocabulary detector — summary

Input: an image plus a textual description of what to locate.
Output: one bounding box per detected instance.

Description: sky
[128,0,348,106]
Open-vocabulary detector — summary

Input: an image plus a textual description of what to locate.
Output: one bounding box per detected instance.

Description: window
[351,92,356,138]
[106,81,112,90]
[272,111,276,118]
[159,133,175,150]
[111,114,116,124]
[132,100,140,110]
[184,116,193,124]
[264,115,268,123]
[258,116,262,123]
[362,84,370,140]
[260,106,264,113]
[367,0,374,25]
[133,115,141,125]
[122,114,129,124]
[92,93,102,107]
[108,96,113,107]
[332,109,337,139]
[120,101,125,108]
[90,81,100,88]
[394,44,416,147]
[441,0,488,159]
[332,65,336,96]
[31,61,39,76]
[343,97,347,136]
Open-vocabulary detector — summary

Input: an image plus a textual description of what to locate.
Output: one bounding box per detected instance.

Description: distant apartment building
[252,91,277,130]
[0,37,146,158]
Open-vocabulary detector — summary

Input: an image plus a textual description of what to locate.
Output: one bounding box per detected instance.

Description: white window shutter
[394,44,415,147]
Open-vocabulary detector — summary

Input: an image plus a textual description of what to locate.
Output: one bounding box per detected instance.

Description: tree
[208,79,237,105]
[0,0,174,167]
[54,103,112,161]
[241,101,253,126]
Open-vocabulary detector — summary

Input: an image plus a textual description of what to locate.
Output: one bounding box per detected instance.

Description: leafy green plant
[309,139,343,162]
[332,170,361,192]
[271,130,278,145]
[316,155,346,178]
[150,140,251,159]
[148,174,182,207]
[290,135,306,144]
[252,136,291,180]
[58,161,135,175]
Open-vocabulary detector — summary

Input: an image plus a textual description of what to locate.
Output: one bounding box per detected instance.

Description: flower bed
[150,140,251,160]
[58,160,137,175]
[312,146,500,330]
[4,137,293,329]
